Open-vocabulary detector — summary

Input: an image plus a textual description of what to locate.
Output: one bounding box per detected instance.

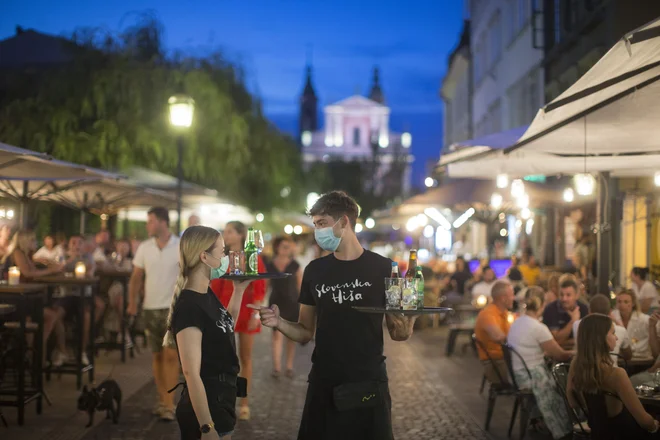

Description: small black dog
[77,379,122,427]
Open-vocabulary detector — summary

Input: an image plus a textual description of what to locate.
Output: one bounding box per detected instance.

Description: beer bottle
[245,228,259,275]
[415,265,425,310]
[405,250,417,280]
[390,261,400,278]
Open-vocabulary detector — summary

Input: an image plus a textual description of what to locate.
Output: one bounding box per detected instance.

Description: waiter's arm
[273,304,316,344]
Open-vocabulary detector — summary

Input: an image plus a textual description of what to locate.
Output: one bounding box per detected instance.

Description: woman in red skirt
[210,221,266,421]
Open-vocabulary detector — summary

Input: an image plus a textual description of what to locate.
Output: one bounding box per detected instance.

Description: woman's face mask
[204,252,229,280]
[314,218,344,252]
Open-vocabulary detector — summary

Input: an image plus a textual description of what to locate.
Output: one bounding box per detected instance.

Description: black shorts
[297,377,393,440]
[176,381,237,439]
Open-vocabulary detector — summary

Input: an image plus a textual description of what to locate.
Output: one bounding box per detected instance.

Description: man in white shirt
[573,294,632,363]
[631,311,660,386]
[471,266,496,301]
[127,207,180,421]
[33,234,64,265]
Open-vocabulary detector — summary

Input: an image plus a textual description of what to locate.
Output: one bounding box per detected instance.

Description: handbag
[332,381,381,411]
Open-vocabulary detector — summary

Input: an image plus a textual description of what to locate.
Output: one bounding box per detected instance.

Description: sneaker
[238,405,250,421]
[52,350,67,368]
[159,407,175,422]
[81,353,90,366]
[152,403,165,416]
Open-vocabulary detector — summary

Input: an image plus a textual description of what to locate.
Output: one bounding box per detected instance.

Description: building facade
[298,67,414,196]
[470,0,545,138]
[440,20,473,153]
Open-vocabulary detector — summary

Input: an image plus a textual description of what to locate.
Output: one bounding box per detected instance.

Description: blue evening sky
[1,0,464,188]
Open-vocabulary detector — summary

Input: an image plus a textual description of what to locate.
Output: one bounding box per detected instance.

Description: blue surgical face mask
[314,219,344,252]
[205,252,229,280]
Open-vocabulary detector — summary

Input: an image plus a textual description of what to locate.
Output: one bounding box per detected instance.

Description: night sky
[1,0,464,188]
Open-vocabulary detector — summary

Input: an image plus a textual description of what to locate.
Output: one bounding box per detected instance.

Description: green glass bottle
[415,265,424,310]
[244,228,259,275]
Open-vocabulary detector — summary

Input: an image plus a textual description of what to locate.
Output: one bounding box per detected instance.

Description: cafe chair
[551,363,590,439]
[501,343,536,440]
[472,334,514,431]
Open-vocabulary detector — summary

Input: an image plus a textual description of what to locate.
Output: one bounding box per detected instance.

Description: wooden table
[95,269,133,362]
[34,276,99,389]
[0,283,47,425]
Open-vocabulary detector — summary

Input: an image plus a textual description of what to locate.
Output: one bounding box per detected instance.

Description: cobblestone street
[4,326,548,440]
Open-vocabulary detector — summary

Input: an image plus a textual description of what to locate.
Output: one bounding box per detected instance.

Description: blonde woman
[612,290,653,360]
[507,286,573,439]
[567,314,659,438]
[164,226,251,440]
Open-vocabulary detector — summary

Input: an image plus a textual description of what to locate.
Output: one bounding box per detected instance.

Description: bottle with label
[405,250,417,280]
[415,265,425,310]
[244,228,259,275]
[390,261,400,278]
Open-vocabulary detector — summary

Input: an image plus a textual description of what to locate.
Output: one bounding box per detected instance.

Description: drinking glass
[385,278,403,310]
[229,251,245,275]
[401,278,418,310]
[255,230,265,254]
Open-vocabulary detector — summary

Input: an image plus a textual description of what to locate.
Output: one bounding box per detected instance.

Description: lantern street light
[168,94,195,234]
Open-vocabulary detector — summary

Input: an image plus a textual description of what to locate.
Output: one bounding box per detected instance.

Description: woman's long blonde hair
[162,226,220,348]
[571,314,614,394]
[1,230,35,264]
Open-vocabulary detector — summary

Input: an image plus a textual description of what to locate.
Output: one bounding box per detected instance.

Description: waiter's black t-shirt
[299,250,391,384]
[171,288,240,377]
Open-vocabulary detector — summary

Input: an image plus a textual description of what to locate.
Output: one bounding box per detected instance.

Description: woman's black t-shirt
[171,288,239,377]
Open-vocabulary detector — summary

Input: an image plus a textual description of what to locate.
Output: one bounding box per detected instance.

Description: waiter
[253,191,417,440]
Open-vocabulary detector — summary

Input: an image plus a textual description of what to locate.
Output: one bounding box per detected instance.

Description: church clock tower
[298,65,318,147]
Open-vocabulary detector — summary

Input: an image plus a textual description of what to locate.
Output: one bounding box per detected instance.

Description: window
[504,0,515,45]
[353,127,360,146]
[489,11,502,66]
[474,33,487,85]
[518,0,530,29]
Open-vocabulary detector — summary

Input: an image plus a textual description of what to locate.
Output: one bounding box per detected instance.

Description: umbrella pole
[19,181,29,229]
[80,192,88,235]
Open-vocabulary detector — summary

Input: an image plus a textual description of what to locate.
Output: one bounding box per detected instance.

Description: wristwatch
[200,423,215,434]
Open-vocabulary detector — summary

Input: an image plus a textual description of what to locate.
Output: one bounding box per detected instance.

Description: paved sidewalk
[4,327,549,440]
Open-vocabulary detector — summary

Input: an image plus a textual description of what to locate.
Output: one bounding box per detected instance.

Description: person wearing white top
[471,266,496,301]
[572,294,633,364]
[33,235,64,265]
[631,267,659,314]
[507,287,573,439]
[612,290,653,361]
[127,207,180,421]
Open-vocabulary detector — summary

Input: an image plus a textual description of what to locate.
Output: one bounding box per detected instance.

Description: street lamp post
[168,94,195,234]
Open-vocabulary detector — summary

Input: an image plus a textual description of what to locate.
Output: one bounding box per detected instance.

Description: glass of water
[401,278,418,310]
[385,278,403,310]
[229,251,245,275]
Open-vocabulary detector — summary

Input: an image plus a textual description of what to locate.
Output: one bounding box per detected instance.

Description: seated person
[612,290,653,361]
[542,274,588,349]
[631,267,659,314]
[33,234,64,266]
[567,314,659,438]
[51,235,104,365]
[508,286,574,440]
[100,238,133,340]
[628,310,660,387]
[471,266,496,302]
[474,280,514,384]
[573,294,633,364]
[518,253,541,286]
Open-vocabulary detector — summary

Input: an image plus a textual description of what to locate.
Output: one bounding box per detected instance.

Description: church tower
[298,65,318,147]
[368,66,385,104]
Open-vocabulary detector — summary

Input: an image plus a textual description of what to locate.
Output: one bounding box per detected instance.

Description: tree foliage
[0,15,303,212]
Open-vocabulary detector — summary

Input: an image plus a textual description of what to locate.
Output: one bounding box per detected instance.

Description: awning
[507,16,660,157]
[438,126,528,167]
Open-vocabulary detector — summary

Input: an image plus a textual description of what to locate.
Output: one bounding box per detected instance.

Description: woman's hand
[232,280,252,294]
[201,430,221,440]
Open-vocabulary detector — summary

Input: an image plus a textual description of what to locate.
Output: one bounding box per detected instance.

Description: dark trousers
[297,378,393,440]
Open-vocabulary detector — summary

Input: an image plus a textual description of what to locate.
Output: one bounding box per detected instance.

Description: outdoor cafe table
[34,275,99,389]
[95,268,133,362]
[0,283,47,425]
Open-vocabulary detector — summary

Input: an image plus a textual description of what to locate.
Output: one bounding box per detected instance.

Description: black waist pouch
[332,381,382,411]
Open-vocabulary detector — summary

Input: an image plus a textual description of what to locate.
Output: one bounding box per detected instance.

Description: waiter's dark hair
[632,267,650,280]
[308,191,359,229]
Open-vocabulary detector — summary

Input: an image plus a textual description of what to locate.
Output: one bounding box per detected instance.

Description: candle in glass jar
[75,262,86,279]
[8,266,20,285]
